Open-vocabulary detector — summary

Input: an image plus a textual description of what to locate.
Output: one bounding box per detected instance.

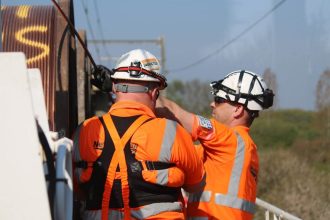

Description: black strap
[74,160,102,169]
[244,74,258,106]
[45,175,68,184]
[235,70,245,102]
[76,157,175,171]
[138,161,175,170]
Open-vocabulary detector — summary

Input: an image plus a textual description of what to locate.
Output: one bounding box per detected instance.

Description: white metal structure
[0,52,73,220]
[29,67,73,220]
[256,198,302,220]
[0,53,52,220]
[28,68,52,145]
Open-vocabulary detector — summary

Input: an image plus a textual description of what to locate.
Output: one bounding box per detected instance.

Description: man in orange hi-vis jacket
[73,49,205,220]
[156,70,274,220]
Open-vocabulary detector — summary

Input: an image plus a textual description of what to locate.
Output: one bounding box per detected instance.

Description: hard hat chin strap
[114,84,150,93]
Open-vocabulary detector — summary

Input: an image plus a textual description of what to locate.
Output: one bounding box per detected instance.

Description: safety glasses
[214,96,228,104]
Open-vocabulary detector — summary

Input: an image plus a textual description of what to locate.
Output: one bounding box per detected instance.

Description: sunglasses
[214,96,228,104]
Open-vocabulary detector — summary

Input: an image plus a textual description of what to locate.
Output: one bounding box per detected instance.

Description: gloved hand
[91,65,113,92]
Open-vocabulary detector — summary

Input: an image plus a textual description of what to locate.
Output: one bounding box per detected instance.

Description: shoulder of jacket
[196,115,213,130]
[210,119,238,139]
[139,118,179,131]
[143,117,172,124]
[81,116,102,128]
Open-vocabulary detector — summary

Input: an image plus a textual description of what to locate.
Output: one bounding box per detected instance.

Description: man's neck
[115,93,155,112]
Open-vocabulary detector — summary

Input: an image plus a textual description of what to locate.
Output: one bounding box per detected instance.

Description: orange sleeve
[78,116,105,182]
[191,115,215,141]
[192,115,236,159]
[171,124,205,189]
[194,144,204,161]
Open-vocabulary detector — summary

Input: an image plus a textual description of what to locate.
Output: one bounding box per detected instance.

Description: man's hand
[91,65,113,92]
[155,96,178,121]
[156,96,195,134]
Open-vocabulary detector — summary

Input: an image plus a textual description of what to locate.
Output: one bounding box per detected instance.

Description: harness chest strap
[101,114,151,220]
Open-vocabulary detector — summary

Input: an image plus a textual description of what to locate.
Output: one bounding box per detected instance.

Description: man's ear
[112,82,116,93]
[151,88,160,100]
[233,104,244,119]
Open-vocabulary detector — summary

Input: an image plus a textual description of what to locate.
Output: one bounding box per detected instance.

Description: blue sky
[2,0,330,110]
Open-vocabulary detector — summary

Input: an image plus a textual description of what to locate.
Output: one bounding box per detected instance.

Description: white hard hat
[210,70,274,111]
[112,49,167,89]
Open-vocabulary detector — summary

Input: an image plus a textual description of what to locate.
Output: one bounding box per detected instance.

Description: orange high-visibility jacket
[186,115,259,220]
[73,101,204,220]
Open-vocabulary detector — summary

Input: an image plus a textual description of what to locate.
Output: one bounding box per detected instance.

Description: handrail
[256,198,302,220]
[54,137,73,220]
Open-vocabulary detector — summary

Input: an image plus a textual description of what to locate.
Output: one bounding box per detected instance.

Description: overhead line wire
[170,0,287,74]
[93,0,111,59]
[81,0,101,62]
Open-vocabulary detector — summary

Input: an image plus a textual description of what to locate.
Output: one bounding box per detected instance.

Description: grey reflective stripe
[227,132,245,196]
[82,210,124,220]
[214,132,256,214]
[188,217,209,220]
[153,120,177,185]
[214,193,256,214]
[82,202,182,219]
[131,201,182,219]
[72,124,83,183]
[109,210,124,219]
[158,120,177,162]
[115,84,149,93]
[157,169,169,185]
[188,191,211,203]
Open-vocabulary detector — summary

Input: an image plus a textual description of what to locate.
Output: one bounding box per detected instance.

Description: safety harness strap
[101,114,151,220]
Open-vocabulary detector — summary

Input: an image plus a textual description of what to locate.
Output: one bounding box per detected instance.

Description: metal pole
[159,36,166,74]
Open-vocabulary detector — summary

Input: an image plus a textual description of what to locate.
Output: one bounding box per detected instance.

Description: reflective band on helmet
[115,66,167,89]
